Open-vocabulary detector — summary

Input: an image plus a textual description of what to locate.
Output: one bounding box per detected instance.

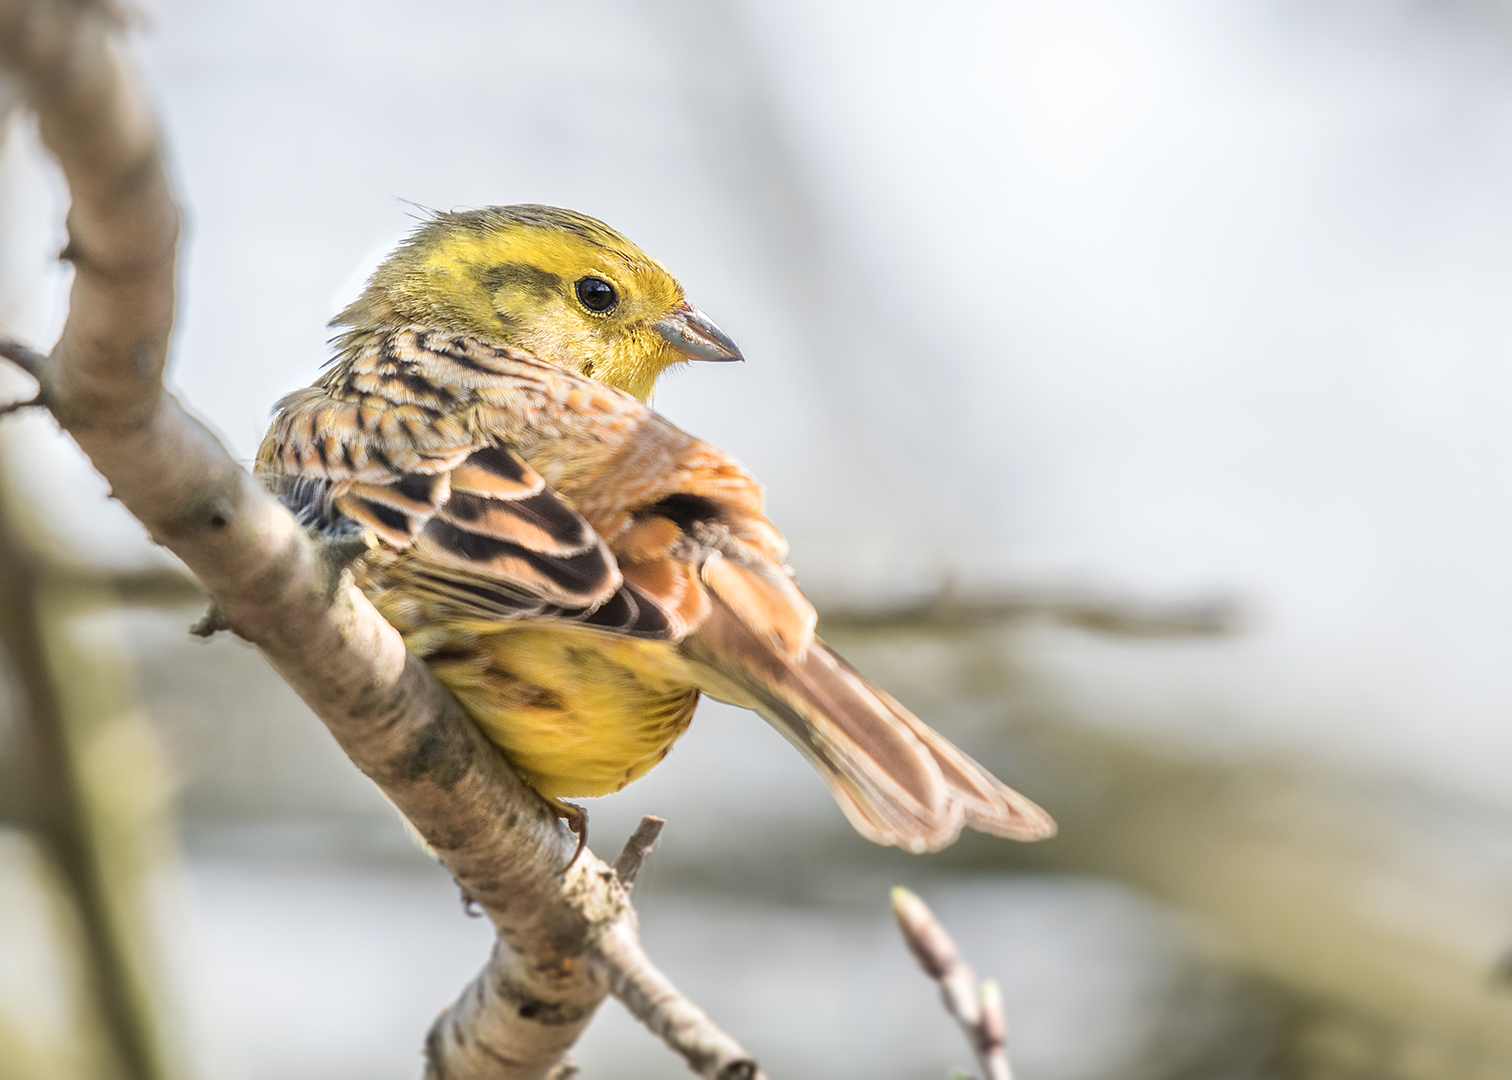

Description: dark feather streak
[425,518,611,594]
[644,492,725,532]
[466,445,532,484]
[393,472,441,505]
[444,489,591,550]
[358,498,414,535]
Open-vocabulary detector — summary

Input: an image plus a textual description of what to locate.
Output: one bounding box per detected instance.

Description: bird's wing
[256,378,671,637]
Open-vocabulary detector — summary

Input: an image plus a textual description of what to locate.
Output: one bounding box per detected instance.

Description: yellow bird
[256,205,1054,853]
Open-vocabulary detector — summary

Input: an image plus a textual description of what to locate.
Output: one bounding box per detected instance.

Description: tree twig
[893,886,1012,1080]
[614,815,666,891]
[596,922,767,1080]
[0,2,761,1076]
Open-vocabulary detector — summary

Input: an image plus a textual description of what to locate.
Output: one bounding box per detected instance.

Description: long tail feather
[684,602,1056,852]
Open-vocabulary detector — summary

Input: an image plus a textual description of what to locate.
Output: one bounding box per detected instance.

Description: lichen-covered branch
[0,2,759,1076]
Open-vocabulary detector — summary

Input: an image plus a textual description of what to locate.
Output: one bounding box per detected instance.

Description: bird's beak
[653,302,744,362]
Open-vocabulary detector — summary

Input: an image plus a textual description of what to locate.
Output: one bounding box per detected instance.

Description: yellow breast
[389,614,701,801]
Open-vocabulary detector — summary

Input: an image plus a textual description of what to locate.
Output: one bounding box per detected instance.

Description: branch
[0,3,760,1076]
[430,818,765,1080]
[893,887,1012,1080]
[820,584,1242,638]
[614,814,666,891]
[597,922,766,1080]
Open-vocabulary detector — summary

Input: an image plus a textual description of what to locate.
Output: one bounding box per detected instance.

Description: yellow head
[334,205,742,402]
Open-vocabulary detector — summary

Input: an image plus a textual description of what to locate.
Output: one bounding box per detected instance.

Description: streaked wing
[411,448,617,610]
[257,354,660,632]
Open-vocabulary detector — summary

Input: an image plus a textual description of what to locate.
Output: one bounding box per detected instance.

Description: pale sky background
[5,2,1512,1076]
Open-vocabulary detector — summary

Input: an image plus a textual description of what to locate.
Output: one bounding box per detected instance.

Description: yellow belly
[397,619,701,801]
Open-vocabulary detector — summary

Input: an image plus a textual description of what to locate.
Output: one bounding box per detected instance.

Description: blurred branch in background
[51,562,1246,643]
[0,453,189,1080]
[1016,735,1512,1077]
[818,582,1242,639]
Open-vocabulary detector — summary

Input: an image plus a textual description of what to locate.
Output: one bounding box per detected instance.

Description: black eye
[575,276,618,313]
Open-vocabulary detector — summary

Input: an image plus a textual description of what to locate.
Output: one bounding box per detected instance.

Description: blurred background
[3,0,1512,1077]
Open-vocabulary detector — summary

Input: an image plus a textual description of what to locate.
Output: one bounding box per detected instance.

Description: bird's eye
[575,276,618,313]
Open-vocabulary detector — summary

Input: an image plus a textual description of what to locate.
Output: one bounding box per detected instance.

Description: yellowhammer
[255,205,1054,853]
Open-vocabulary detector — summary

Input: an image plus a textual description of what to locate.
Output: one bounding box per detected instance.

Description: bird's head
[333,204,742,402]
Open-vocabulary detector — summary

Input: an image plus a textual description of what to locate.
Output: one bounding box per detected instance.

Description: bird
[255,204,1055,855]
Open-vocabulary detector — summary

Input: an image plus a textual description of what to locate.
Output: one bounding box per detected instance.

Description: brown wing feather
[449,445,546,500]
[682,600,1056,852]
[839,659,1057,842]
[699,552,815,659]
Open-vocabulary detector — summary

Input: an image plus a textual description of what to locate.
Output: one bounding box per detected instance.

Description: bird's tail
[683,601,1056,853]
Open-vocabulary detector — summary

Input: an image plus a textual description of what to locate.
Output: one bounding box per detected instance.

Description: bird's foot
[313,531,373,596]
[553,801,588,873]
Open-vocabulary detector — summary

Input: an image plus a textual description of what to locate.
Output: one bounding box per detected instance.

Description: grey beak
[653,302,744,362]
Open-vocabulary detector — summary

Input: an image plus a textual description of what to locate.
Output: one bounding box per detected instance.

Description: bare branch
[0,3,761,1077]
[596,922,767,1080]
[893,887,1013,1080]
[431,820,765,1080]
[614,815,666,891]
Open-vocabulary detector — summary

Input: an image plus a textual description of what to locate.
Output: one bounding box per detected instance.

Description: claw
[459,886,483,918]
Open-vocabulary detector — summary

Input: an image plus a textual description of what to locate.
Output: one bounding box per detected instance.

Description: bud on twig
[891,887,1014,1080]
